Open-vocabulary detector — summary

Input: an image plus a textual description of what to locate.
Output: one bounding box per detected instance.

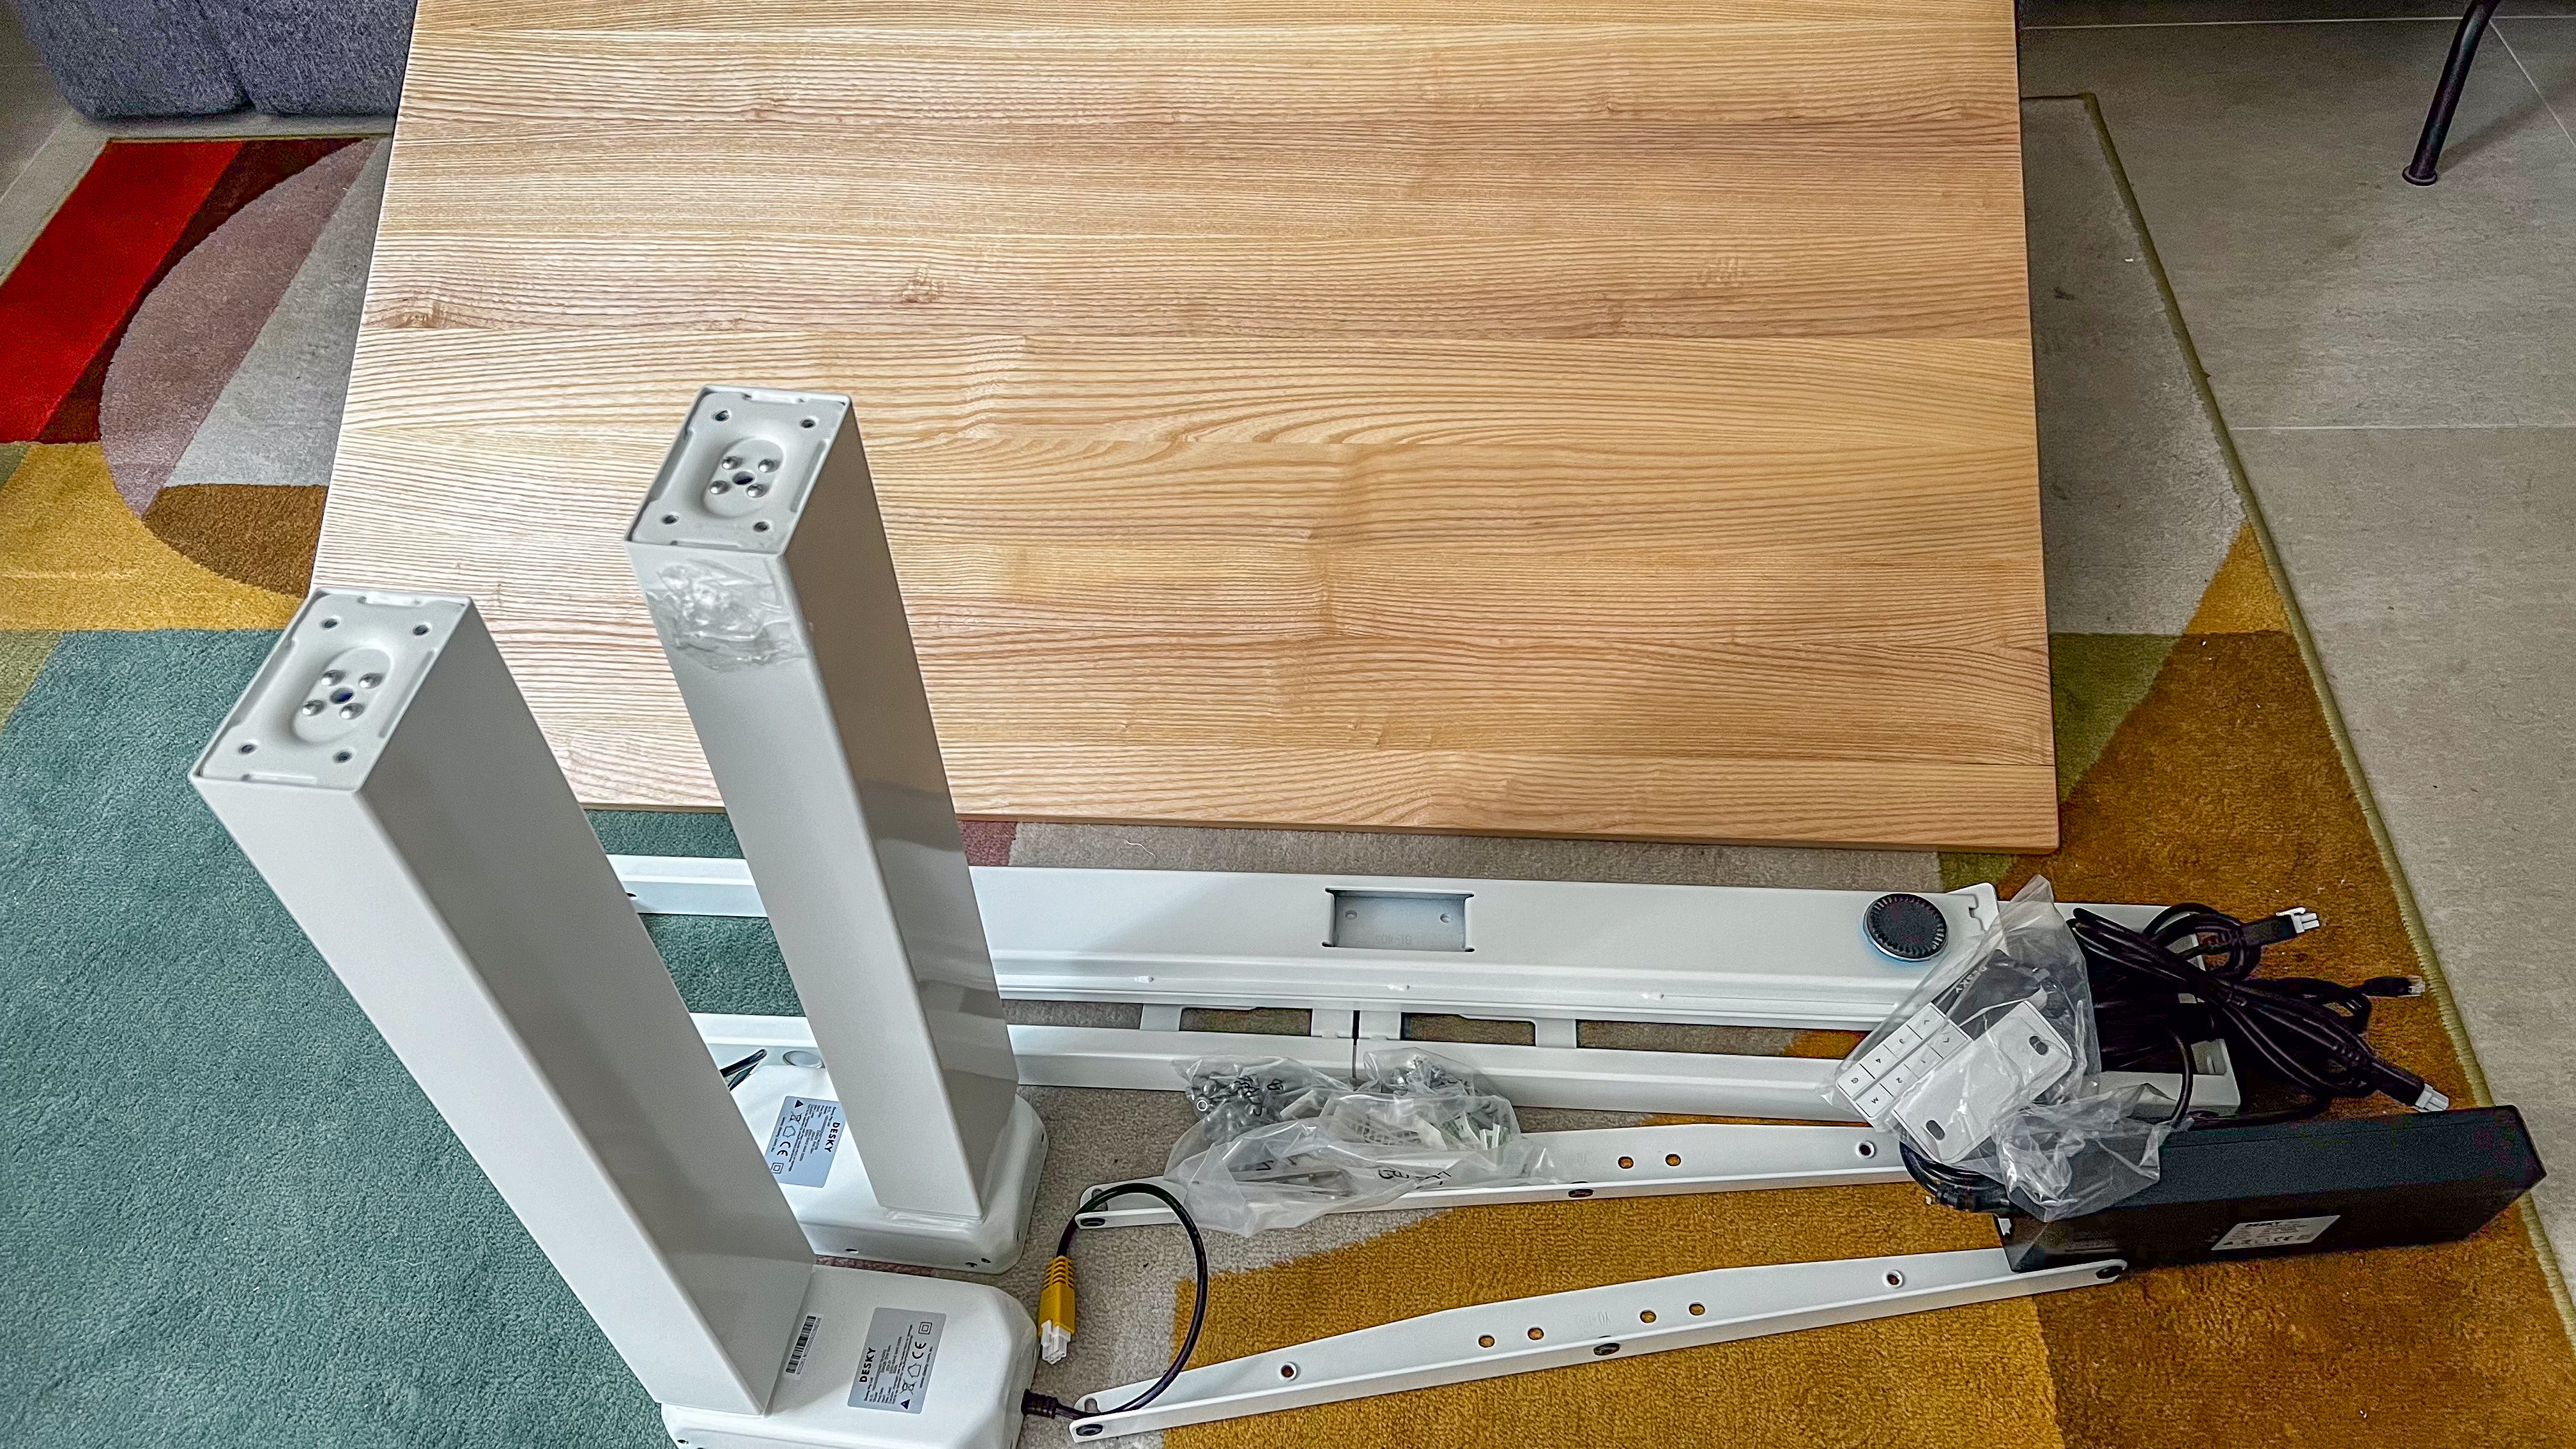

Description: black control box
[2003,1105,2544,1272]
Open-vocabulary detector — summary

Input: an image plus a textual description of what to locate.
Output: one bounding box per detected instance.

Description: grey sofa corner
[11,0,412,118]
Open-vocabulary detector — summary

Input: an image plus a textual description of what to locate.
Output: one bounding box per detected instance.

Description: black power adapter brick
[2002,1105,2544,1273]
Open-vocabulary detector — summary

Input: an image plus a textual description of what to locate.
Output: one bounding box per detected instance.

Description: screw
[302,700,325,716]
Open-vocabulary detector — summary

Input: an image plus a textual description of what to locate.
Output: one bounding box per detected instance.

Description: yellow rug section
[2184,523,2290,634]
[0,445,297,630]
[1172,1184,2068,1449]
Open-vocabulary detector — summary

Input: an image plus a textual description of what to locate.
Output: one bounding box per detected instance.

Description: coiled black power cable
[2073,905,2438,1127]
[1901,903,2435,1210]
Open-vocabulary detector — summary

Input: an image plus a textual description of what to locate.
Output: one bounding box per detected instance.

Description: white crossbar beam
[1062,1248,2124,1438]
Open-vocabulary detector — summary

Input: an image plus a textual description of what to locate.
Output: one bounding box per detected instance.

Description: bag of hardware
[1165,1049,1552,1235]
[1830,876,2173,1220]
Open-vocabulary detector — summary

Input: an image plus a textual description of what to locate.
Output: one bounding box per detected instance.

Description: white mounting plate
[1062,1248,2124,1438]
[1071,1121,1908,1229]
[626,857,2024,1029]
[706,1016,1048,1271]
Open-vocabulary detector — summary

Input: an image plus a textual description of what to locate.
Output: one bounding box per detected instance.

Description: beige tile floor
[2,1,2568,1261]
[2022,7,2576,1264]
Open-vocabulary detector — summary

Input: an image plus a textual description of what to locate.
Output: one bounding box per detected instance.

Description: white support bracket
[1071,1121,1908,1229]
[698,1014,1864,1124]
[1061,1248,2126,1438]
[618,856,2011,1031]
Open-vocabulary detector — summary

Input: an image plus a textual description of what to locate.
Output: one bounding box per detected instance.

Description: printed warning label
[2212,1214,2341,1252]
[849,1307,944,1415]
[764,1096,846,1187]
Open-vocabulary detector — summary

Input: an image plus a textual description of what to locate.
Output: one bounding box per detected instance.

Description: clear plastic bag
[1165,1049,1552,1235]
[1831,877,2170,1220]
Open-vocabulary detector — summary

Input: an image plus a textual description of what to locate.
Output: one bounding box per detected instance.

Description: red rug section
[0,141,238,440]
[0,137,365,444]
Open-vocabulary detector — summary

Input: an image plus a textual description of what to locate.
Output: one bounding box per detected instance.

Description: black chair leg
[2406,0,2505,185]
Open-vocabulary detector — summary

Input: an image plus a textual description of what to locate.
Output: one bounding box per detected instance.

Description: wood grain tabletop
[316,0,2055,849]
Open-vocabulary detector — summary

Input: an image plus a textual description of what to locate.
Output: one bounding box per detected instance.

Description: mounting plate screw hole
[801,417,818,428]
[1618,1156,1634,1169]
[1279,1364,1297,1379]
[411,624,430,636]
[662,514,678,525]
[1665,1154,1682,1167]
[1689,1303,1705,1316]
[1885,1271,1905,1287]
[1594,1343,1619,1356]
[1478,1334,1495,1348]
[320,617,339,629]
[753,521,771,532]
[1567,1187,1593,1198]
[334,751,353,763]
[713,409,730,420]
[1527,1327,1544,1340]
[1857,1140,1876,1158]
[237,742,256,754]
[1639,1309,1656,1323]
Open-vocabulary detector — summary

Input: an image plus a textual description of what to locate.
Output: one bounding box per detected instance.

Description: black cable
[1022,1181,1211,1426]
[1900,903,2432,1210]
[2073,905,2437,1128]
[716,1049,766,1091]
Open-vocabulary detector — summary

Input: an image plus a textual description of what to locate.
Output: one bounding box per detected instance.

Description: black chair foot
[2406,0,2503,186]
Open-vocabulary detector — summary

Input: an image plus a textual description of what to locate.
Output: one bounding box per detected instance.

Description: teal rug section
[0,633,779,1447]
[593,808,801,1018]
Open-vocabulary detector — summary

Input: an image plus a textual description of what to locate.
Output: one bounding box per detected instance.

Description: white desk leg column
[628,387,1043,1272]
[193,592,816,1416]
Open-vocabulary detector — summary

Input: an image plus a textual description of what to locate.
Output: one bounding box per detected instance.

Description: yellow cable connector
[1038,1254,1076,1364]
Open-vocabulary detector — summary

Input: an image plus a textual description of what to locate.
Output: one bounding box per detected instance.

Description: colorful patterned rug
[0,137,380,628]
[2,109,2569,1449]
